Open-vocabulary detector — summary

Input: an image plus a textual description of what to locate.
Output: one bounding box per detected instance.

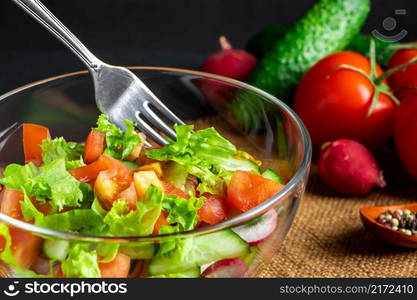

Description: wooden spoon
[360,203,417,248]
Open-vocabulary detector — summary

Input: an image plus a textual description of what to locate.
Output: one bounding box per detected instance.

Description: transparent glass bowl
[0,67,311,278]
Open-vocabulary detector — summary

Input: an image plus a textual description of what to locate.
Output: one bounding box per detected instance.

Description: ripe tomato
[70,154,132,184]
[9,227,42,269]
[84,130,105,164]
[198,194,226,225]
[388,45,417,100]
[22,123,51,166]
[152,211,169,235]
[394,93,417,181]
[162,181,189,199]
[99,253,131,278]
[226,171,283,212]
[294,51,396,150]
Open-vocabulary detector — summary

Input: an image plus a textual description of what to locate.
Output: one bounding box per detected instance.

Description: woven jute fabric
[260,151,417,278]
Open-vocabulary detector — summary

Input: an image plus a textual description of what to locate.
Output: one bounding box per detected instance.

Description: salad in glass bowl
[0,114,285,278]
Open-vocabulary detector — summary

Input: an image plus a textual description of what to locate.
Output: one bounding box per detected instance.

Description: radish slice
[232,209,278,246]
[201,258,248,278]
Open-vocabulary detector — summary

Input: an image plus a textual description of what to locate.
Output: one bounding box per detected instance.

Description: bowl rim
[0,66,312,242]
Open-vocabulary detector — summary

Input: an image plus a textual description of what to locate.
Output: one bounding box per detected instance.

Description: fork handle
[12,0,102,71]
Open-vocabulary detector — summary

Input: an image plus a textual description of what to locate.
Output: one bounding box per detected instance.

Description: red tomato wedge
[226,171,283,212]
[99,253,131,278]
[9,227,42,269]
[23,123,51,166]
[70,154,132,184]
[116,183,138,211]
[198,194,226,225]
[0,189,24,219]
[162,181,189,199]
[84,130,106,164]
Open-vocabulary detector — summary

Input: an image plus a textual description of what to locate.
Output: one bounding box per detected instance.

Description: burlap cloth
[259,147,417,278]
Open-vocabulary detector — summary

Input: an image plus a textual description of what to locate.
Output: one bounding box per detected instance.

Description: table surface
[260,148,417,278]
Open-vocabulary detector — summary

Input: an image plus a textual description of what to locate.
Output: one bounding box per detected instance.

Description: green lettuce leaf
[41,137,85,170]
[95,114,141,160]
[162,194,204,231]
[145,125,237,194]
[0,223,18,267]
[104,185,163,236]
[21,191,106,235]
[61,243,100,278]
[1,158,85,211]
[0,162,38,190]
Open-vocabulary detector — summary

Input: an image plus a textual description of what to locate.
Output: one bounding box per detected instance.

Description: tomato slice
[99,252,131,278]
[226,171,283,212]
[23,123,51,166]
[0,189,24,219]
[9,226,42,269]
[162,181,189,199]
[84,130,106,164]
[198,194,226,225]
[70,154,132,184]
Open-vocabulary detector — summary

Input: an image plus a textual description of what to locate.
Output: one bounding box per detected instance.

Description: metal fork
[12,0,185,145]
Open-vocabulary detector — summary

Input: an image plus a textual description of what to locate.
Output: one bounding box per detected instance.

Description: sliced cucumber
[120,243,155,259]
[149,229,249,275]
[242,246,259,266]
[148,267,200,278]
[43,239,70,261]
[163,162,188,190]
[221,157,260,173]
[262,169,282,183]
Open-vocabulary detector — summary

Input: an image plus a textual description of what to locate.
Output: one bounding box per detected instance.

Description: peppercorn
[376,208,417,235]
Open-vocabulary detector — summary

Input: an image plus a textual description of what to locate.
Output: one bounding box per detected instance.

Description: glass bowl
[0,67,311,278]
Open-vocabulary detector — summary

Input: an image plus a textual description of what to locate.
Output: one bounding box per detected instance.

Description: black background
[0,0,416,94]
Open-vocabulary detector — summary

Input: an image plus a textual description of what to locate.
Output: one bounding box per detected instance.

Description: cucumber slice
[120,243,155,259]
[221,157,260,173]
[148,267,200,278]
[43,239,70,261]
[262,169,282,183]
[149,229,249,275]
[163,162,188,190]
[242,246,259,266]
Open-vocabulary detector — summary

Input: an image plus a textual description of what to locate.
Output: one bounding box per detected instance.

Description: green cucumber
[247,25,396,67]
[262,169,282,183]
[120,243,155,259]
[43,239,70,261]
[246,25,290,59]
[148,229,249,275]
[148,267,200,278]
[249,0,370,102]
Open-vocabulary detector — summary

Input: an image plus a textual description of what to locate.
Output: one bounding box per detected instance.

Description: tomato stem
[376,56,417,84]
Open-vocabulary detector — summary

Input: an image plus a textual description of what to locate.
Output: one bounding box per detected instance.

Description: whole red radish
[200,36,257,82]
[388,44,417,100]
[318,139,385,195]
[394,93,417,181]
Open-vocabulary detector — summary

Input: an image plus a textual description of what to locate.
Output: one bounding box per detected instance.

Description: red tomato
[84,130,105,164]
[388,45,417,100]
[115,183,138,211]
[162,181,189,199]
[294,51,396,150]
[198,194,226,225]
[99,253,131,278]
[70,154,132,184]
[394,93,417,181]
[22,123,51,166]
[0,189,24,219]
[226,171,283,212]
[9,227,42,269]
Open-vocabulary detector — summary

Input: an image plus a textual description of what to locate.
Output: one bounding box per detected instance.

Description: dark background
[0,0,416,94]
